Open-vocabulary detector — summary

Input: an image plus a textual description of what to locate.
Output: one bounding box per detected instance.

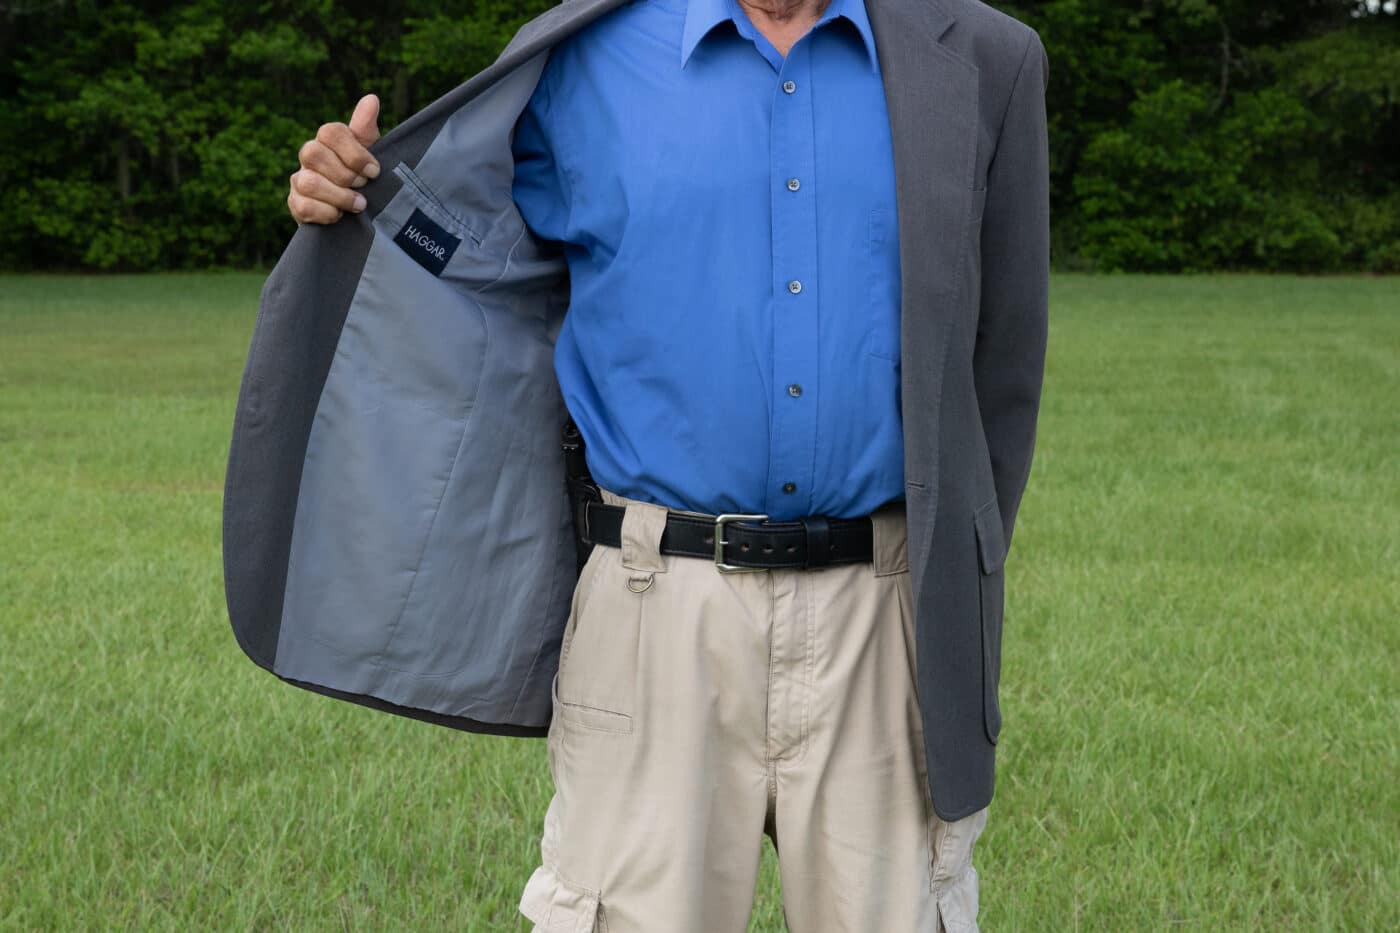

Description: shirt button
[787,279,802,294]
[786,177,800,191]
[787,383,802,397]
[782,482,797,494]
[782,80,796,94]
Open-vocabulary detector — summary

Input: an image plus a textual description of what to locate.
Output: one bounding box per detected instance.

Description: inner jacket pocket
[392,162,484,248]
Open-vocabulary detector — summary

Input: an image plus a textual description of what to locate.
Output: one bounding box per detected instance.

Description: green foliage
[1002,1,1168,262]
[1054,0,1400,271]
[1,1,1397,272]
[0,0,553,271]
[1075,81,1350,271]
[401,0,537,92]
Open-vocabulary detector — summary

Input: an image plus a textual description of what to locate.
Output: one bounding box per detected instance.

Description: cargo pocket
[518,862,606,933]
[933,865,981,933]
[973,498,1007,744]
[930,805,988,932]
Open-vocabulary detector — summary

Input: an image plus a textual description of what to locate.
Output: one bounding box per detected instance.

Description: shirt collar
[680,0,880,73]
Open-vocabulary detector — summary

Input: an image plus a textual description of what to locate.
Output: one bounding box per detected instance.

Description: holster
[561,416,600,575]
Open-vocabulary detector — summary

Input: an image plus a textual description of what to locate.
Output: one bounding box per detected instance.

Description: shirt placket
[764,43,819,518]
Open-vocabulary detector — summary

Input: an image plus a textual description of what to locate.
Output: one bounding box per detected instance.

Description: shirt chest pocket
[867,205,902,363]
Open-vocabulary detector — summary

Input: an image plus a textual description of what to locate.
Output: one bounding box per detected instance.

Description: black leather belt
[580,498,873,572]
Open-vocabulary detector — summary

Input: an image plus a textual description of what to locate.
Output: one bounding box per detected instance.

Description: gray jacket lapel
[869,0,977,302]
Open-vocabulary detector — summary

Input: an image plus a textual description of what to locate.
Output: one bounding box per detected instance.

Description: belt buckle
[714,513,769,573]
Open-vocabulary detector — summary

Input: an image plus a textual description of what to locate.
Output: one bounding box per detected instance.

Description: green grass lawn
[2,272,1397,930]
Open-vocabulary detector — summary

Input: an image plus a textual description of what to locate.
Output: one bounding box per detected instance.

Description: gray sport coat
[223,0,1049,821]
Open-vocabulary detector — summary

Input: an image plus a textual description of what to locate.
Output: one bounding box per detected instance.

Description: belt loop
[800,516,831,568]
[599,488,669,575]
[870,500,909,576]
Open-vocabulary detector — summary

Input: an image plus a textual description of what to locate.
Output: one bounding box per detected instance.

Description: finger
[290,169,367,214]
[297,138,362,187]
[349,93,381,146]
[315,122,380,179]
[287,190,345,226]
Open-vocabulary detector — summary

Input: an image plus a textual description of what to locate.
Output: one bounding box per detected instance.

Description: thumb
[349,93,381,146]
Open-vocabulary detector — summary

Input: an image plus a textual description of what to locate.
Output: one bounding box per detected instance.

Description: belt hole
[762,545,773,554]
[787,545,797,554]
[703,534,714,545]
[740,543,750,552]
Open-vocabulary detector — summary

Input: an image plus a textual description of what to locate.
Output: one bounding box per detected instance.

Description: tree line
[2,0,1396,273]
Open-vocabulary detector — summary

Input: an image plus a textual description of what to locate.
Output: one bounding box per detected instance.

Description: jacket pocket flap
[973,498,1006,575]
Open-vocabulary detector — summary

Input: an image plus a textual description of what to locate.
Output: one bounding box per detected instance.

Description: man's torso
[511,0,905,520]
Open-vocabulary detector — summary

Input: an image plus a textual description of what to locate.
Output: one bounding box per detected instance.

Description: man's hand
[287,94,382,225]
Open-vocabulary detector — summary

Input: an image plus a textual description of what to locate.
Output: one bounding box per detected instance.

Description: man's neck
[735,0,833,57]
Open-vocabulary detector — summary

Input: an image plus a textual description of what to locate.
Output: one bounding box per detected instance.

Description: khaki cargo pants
[518,486,989,932]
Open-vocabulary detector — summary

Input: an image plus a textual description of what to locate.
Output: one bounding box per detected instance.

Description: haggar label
[393,208,460,276]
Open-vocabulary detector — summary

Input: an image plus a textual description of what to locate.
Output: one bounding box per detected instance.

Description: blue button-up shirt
[511,0,903,520]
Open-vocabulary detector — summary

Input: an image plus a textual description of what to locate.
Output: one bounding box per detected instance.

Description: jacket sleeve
[973,28,1050,555]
